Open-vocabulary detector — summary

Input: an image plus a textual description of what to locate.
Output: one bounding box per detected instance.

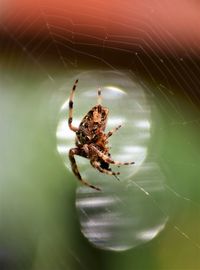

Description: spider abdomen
[76,105,109,145]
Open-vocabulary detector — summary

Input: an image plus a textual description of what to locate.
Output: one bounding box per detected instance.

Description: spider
[68,79,134,191]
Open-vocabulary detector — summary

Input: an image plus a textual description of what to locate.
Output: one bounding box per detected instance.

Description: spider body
[76,105,109,145]
[68,80,134,191]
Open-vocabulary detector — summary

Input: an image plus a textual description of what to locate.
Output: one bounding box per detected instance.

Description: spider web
[1,0,200,269]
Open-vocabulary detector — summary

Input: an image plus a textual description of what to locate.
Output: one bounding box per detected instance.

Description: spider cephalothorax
[68,79,134,191]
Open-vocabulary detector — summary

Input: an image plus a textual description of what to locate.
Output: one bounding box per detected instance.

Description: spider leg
[68,79,79,132]
[106,125,122,138]
[97,88,102,105]
[90,160,120,177]
[91,145,135,166]
[69,148,101,191]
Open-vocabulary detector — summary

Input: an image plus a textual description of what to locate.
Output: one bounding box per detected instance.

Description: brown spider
[68,79,134,191]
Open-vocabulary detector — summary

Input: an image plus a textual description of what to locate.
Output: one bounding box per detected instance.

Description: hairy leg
[106,124,122,138]
[69,148,101,191]
[90,145,135,166]
[97,88,102,105]
[90,160,120,177]
[68,79,79,132]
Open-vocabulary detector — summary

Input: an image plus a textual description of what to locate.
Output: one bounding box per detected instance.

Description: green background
[1,56,200,269]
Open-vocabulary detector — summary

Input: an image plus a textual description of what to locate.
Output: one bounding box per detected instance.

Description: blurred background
[1,0,200,269]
